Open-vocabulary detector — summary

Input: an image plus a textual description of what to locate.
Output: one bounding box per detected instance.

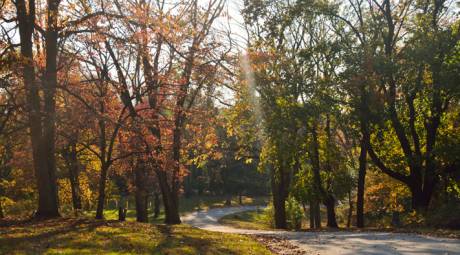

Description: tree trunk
[37,0,60,219]
[271,164,288,229]
[391,211,401,227]
[135,160,148,223]
[118,195,126,221]
[16,0,59,219]
[308,198,321,229]
[225,195,232,206]
[324,195,338,228]
[272,192,287,229]
[95,164,109,219]
[347,190,353,228]
[410,185,431,211]
[63,143,82,211]
[156,169,181,224]
[314,200,321,228]
[165,191,181,224]
[310,122,323,229]
[356,129,368,228]
[153,192,160,218]
[0,199,4,218]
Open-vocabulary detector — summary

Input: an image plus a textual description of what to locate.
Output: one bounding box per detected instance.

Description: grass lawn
[219,209,272,230]
[83,196,269,224]
[0,218,272,255]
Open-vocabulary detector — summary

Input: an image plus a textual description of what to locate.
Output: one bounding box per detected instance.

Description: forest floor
[183,206,460,255]
[0,218,272,255]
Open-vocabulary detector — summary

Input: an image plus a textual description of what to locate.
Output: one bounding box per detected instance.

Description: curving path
[182,206,460,255]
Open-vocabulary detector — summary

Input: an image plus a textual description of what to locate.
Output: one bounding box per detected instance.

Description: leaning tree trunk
[135,159,148,223]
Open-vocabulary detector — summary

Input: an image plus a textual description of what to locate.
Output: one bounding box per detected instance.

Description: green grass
[0,218,273,255]
[83,196,269,223]
[219,209,272,230]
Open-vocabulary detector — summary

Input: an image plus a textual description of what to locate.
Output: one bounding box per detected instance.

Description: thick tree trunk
[135,160,148,223]
[271,165,288,229]
[164,191,181,224]
[37,0,60,219]
[272,193,287,229]
[95,164,109,219]
[410,185,432,211]
[16,0,59,219]
[156,169,181,224]
[153,192,160,218]
[324,195,338,228]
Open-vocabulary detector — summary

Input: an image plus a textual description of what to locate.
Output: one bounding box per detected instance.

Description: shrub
[286,196,303,230]
[262,202,275,228]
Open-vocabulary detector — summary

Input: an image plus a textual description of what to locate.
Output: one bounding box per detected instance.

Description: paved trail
[182,206,460,255]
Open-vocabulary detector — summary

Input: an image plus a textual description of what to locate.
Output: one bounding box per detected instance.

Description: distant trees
[240,0,459,229]
[0,0,233,223]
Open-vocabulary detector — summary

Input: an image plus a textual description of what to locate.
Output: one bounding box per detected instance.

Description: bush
[286,196,303,230]
[425,203,460,229]
[262,202,275,228]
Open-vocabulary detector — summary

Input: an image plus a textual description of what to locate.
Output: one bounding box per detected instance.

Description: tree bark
[314,200,321,228]
[63,143,82,211]
[95,164,109,219]
[356,127,368,228]
[118,195,127,221]
[0,199,4,218]
[347,190,353,228]
[310,122,324,229]
[16,0,60,219]
[271,165,288,229]
[324,194,338,228]
[135,159,148,223]
[155,169,181,224]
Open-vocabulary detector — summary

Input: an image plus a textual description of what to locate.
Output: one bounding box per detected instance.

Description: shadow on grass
[152,225,239,255]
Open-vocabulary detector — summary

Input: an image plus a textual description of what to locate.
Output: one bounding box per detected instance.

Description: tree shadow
[151,225,239,255]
